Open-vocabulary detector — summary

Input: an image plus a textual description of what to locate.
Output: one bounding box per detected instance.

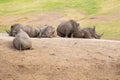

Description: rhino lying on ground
[82,26,104,39]
[6,24,40,37]
[72,26,103,39]
[38,25,55,38]
[57,20,80,38]
[13,29,32,50]
[6,24,23,36]
[72,28,92,38]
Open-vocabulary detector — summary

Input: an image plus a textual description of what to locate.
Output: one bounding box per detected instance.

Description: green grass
[0,0,120,15]
[98,0,120,15]
[0,0,100,16]
[80,0,99,14]
[0,25,10,32]
[0,0,14,3]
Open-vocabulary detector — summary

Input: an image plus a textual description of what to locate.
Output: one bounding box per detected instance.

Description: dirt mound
[0,37,120,80]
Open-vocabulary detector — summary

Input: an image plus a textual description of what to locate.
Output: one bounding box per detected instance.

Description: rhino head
[95,33,104,39]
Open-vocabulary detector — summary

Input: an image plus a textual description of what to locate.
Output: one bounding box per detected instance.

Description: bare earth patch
[88,12,120,22]
[0,12,64,26]
[0,11,120,26]
[0,36,120,80]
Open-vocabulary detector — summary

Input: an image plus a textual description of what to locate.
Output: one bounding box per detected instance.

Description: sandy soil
[1,11,120,26]
[0,35,120,80]
[88,12,120,22]
[0,12,64,26]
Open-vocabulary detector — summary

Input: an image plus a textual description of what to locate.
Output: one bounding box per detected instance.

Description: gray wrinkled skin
[72,28,92,38]
[73,26,103,39]
[83,26,103,39]
[37,25,55,38]
[6,24,23,36]
[57,20,80,38]
[7,24,40,37]
[13,29,32,50]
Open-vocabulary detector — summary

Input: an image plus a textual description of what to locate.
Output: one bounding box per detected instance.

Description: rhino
[83,26,104,39]
[6,24,23,36]
[72,26,103,39]
[13,29,32,50]
[37,25,55,38]
[57,20,80,38]
[72,28,92,38]
[6,24,40,37]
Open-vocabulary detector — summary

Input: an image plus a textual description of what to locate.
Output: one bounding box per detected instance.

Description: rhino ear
[11,24,16,28]
[77,23,80,27]
[93,26,96,32]
[11,25,13,29]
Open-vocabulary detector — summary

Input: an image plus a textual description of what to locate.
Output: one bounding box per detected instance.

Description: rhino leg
[57,30,65,37]
[68,33,72,38]
[65,30,71,38]
[38,31,42,38]
[65,33,69,38]
[71,33,74,38]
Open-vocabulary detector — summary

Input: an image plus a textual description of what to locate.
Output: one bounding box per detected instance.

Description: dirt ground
[0,12,64,26]
[1,11,120,26]
[0,35,120,80]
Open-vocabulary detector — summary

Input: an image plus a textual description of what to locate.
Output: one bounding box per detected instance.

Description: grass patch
[0,0,100,15]
[80,0,99,14]
[0,0,119,15]
[98,0,120,15]
[0,25,10,32]
[0,0,14,3]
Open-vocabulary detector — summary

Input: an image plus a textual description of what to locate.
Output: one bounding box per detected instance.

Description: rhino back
[83,27,96,37]
[13,30,32,50]
[57,21,73,36]
[23,26,39,37]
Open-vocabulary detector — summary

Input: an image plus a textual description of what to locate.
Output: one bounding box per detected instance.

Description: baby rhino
[13,29,32,50]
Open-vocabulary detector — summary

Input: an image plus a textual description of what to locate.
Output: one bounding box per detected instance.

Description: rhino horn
[98,32,104,37]
[6,30,10,34]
